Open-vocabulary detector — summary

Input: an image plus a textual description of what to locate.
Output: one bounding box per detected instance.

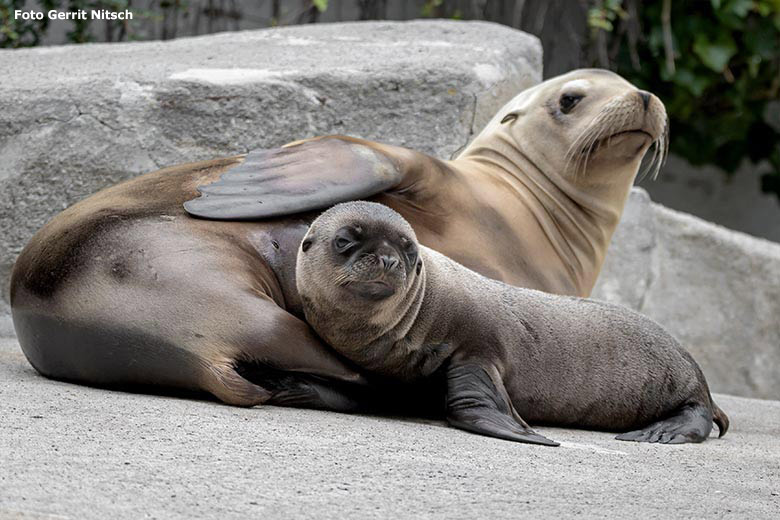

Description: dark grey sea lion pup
[296,201,730,446]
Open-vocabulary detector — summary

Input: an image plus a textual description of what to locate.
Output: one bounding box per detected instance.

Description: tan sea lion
[296,201,730,445]
[11,69,667,408]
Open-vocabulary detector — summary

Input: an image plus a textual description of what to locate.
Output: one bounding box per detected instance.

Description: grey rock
[0,20,543,316]
[643,154,780,244]
[594,187,780,400]
[591,188,656,311]
[0,337,778,519]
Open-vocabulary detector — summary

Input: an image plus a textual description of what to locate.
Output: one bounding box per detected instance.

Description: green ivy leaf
[726,0,755,17]
[744,18,779,59]
[693,33,738,71]
[312,0,328,12]
[673,68,712,97]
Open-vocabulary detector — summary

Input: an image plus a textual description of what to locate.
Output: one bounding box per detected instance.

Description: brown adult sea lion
[11,69,668,408]
[296,201,729,445]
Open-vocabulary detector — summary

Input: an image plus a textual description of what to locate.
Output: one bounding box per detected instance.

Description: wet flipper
[445,363,559,447]
[615,403,715,444]
[184,137,403,219]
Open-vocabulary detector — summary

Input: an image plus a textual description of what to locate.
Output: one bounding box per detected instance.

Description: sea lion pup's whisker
[334,269,354,287]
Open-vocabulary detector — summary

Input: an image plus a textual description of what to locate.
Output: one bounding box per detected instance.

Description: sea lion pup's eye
[334,237,352,251]
[333,227,359,254]
[301,239,312,252]
[559,93,584,114]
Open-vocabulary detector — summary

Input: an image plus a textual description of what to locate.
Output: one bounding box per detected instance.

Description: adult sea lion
[11,69,668,408]
[296,201,730,445]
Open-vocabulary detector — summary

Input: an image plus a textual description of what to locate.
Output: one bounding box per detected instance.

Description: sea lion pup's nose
[638,90,650,111]
[379,254,400,272]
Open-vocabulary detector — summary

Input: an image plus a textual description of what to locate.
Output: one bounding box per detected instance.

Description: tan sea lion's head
[460,68,668,189]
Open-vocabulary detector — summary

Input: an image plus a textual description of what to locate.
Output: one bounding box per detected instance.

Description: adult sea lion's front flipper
[446,363,559,447]
[184,136,445,220]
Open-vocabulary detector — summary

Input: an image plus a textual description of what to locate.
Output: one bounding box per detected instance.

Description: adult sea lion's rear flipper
[237,363,364,413]
[445,363,559,447]
[184,136,440,220]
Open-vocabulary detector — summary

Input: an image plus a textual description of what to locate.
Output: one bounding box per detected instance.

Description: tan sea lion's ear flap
[183,136,410,220]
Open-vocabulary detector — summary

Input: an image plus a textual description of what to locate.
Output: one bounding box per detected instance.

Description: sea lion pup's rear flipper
[183,136,451,220]
[615,402,718,444]
[445,362,559,447]
[712,402,730,437]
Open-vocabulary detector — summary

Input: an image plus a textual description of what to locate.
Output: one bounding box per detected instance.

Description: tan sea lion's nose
[638,90,651,111]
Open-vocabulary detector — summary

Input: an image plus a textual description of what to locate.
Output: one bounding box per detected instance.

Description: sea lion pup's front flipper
[445,362,559,447]
[184,136,449,220]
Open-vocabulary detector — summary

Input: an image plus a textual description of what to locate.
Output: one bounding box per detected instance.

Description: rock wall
[593,188,780,400]
[0,20,542,335]
[641,154,780,244]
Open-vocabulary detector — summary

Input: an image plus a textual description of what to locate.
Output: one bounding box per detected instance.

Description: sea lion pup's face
[297,202,423,342]
[462,68,669,184]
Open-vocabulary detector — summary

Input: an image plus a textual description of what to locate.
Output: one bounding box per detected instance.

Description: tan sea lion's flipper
[183,136,452,220]
[445,362,560,447]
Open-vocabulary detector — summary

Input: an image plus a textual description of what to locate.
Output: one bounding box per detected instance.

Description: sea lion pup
[296,202,730,446]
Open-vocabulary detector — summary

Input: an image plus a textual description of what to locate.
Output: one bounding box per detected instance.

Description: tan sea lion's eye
[559,94,584,114]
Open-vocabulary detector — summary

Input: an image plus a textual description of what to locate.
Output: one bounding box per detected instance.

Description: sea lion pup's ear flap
[184,136,410,220]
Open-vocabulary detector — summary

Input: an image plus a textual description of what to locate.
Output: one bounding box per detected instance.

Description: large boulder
[594,188,780,400]
[0,21,543,335]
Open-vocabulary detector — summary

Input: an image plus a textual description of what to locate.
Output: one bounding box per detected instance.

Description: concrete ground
[1,337,778,519]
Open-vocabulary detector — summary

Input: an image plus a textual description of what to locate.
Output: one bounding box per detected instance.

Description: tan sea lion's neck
[451,147,636,296]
